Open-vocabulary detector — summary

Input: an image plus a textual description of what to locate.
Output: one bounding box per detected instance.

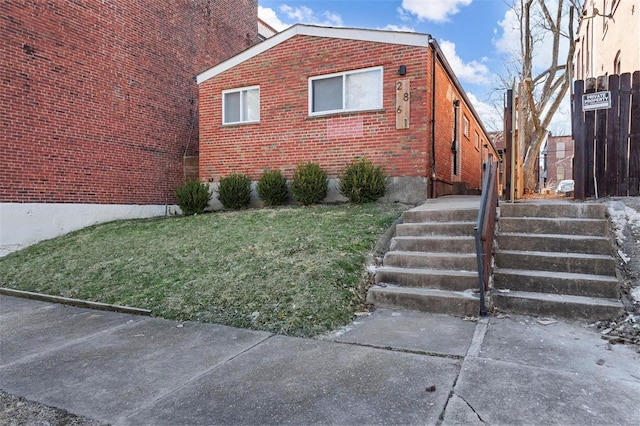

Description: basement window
[309,67,383,116]
[223,86,260,125]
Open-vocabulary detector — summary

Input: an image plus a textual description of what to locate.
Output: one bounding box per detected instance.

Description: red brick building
[545,134,574,189]
[1,0,258,255]
[197,25,497,206]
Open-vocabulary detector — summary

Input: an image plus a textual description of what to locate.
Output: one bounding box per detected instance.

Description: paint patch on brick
[327,117,364,140]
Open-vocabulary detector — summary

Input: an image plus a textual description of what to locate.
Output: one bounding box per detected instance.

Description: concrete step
[498,217,609,236]
[493,268,620,299]
[375,267,477,291]
[390,236,476,253]
[366,286,480,317]
[383,251,477,271]
[492,201,622,322]
[396,222,475,237]
[402,208,478,223]
[500,202,606,219]
[494,250,616,276]
[496,233,613,255]
[492,290,625,322]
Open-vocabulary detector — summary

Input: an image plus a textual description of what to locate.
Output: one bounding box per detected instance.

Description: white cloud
[258,6,290,32]
[380,24,416,32]
[401,0,472,23]
[279,4,343,27]
[280,5,313,21]
[439,40,490,85]
[397,6,413,22]
[493,7,520,57]
[493,4,572,73]
[322,11,343,26]
[547,93,572,136]
[467,92,502,132]
[258,4,344,31]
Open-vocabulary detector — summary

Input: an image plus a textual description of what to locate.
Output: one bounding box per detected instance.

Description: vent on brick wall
[22,44,36,55]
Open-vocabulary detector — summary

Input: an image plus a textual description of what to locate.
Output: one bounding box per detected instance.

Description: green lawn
[0,203,407,337]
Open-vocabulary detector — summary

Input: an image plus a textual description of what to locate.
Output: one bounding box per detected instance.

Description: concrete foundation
[207,176,429,210]
[0,203,175,257]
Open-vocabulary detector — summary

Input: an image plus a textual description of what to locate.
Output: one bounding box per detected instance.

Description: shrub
[338,157,389,203]
[257,169,289,206]
[290,162,328,205]
[175,181,212,216]
[217,173,252,209]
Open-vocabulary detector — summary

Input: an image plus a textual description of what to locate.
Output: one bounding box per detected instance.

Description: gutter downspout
[429,36,437,199]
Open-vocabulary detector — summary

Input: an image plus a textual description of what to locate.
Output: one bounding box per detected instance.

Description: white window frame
[463,115,470,137]
[308,66,383,116]
[222,85,260,125]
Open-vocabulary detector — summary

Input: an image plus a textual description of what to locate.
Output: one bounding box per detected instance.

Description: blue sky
[258,0,573,134]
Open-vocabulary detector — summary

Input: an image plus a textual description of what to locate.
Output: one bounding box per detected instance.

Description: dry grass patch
[0,203,407,337]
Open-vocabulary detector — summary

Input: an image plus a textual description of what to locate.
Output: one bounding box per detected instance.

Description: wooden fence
[573,71,640,198]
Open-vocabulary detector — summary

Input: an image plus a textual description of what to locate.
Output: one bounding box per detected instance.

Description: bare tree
[510,0,581,192]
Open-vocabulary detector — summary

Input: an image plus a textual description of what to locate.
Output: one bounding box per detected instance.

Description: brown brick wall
[1,0,257,204]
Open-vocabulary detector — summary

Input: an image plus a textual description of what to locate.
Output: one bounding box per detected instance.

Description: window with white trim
[309,67,383,115]
[463,115,470,137]
[223,86,260,124]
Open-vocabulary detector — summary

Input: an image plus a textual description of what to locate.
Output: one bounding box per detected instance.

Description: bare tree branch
[508,0,578,191]
[533,65,567,84]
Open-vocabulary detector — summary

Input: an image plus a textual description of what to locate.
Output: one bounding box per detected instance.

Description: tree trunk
[515,0,575,193]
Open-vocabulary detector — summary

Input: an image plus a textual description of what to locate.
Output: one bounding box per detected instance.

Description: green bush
[175,181,212,216]
[338,157,389,203]
[257,169,289,206]
[290,162,328,205]
[217,173,252,209]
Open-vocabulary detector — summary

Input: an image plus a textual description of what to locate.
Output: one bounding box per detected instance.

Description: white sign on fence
[583,91,611,111]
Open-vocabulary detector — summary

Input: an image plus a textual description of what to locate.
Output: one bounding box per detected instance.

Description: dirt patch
[0,390,105,426]
[599,197,640,347]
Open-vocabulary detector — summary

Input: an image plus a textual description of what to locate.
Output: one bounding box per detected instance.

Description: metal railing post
[474,160,498,317]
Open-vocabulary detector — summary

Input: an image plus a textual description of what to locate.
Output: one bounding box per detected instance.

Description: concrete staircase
[367,198,481,316]
[493,202,625,321]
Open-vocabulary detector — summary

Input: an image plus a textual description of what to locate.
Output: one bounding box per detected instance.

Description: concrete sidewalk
[1,295,638,425]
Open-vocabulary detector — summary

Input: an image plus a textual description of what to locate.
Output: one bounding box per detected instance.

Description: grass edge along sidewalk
[0,203,408,337]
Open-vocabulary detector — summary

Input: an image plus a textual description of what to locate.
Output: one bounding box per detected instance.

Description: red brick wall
[199,36,431,181]
[431,58,487,191]
[1,0,257,204]
[546,135,574,184]
[432,61,456,186]
[198,34,490,193]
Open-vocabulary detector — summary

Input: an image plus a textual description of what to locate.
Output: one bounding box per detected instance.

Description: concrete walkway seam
[327,339,466,360]
[466,318,489,358]
[115,333,275,425]
[438,318,489,425]
[0,317,147,370]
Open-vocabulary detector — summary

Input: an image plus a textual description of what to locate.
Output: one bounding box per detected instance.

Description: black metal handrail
[474,160,498,316]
